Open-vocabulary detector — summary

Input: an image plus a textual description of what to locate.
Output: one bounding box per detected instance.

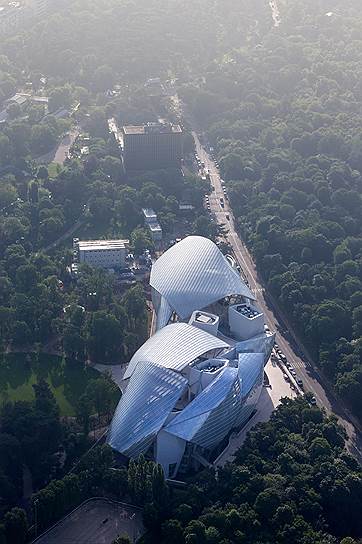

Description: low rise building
[75,239,129,269]
[142,208,162,242]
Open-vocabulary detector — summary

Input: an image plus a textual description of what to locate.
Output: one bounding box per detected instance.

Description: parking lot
[32,498,144,544]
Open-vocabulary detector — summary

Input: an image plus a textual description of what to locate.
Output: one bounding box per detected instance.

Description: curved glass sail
[124,322,228,379]
[108,361,187,457]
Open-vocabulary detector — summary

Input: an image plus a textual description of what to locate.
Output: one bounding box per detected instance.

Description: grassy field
[0,353,99,416]
[47,162,63,178]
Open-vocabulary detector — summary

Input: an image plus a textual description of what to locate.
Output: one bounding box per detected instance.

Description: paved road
[193,132,362,462]
[35,127,79,165]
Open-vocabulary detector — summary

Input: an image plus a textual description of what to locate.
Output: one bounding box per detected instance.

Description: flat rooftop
[195,313,215,324]
[78,239,129,251]
[142,208,157,218]
[148,222,162,232]
[32,498,144,544]
[123,122,182,135]
[234,304,262,319]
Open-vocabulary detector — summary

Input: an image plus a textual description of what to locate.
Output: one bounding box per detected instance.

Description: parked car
[310,396,317,405]
[296,378,303,388]
[279,353,287,363]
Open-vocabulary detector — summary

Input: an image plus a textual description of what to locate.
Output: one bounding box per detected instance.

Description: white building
[76,239,129,269]
[108,236,275,477]
[142,208,162,242]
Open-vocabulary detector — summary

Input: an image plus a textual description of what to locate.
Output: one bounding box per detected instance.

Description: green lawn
[0,353,99,416]
[48,162,63,178]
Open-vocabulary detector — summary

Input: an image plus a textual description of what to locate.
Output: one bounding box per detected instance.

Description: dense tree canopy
[179,0,362,420]
[1,1,362,543]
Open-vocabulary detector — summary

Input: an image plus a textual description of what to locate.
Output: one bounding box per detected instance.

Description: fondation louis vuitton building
[108,236,275,478]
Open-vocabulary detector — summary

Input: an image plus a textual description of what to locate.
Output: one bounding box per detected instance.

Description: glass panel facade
[108,361,187,457]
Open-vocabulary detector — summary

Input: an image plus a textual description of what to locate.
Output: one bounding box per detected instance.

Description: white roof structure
[77,239,129,251]
[150,236,256,321]
[155,297,173,331]
[108,361,187,457]
[107,234,274,478]
[124,322,228,380]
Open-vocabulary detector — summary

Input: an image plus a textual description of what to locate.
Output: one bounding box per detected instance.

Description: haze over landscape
[0,1,361,544]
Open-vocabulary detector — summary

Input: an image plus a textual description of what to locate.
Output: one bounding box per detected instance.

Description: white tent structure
[124,322,228,380]
[108,236,274,478]
[150,236,256,328]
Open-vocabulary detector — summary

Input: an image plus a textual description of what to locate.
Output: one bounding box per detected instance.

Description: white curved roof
[155,296,173,331]
[150,236,256,320]
[124,322,228,380]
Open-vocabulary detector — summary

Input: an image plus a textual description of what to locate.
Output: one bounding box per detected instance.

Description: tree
[112,536,131,544]
[122,285,147,340]
[37,165,49,180]
[151,463,169,510]
[92,65,115,92]
[7,102,21,119]
[48,86,72,113]
[63,326,85,360]
[76,394,93,435]
[85,376,118,419]
[11,321,31,346]
[0,182,17,209]
[0,433,23,493]
[100,155,123,182]
[4,507,28,544]
[15,264,38,292]
[352,306,362,337]
[0,134,12,166]
[162,519,184,544]
[30,124,58,154]
[131,227,153,256]
[220,152,243,180]
[86,311,122,362]
[183,132,196,155]
[254,488,281,519]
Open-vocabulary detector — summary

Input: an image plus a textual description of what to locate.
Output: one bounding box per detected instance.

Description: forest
[181,0,362,419]
[0,0,361,543]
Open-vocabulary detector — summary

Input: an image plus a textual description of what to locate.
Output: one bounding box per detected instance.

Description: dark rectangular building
[122,122,183,171]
